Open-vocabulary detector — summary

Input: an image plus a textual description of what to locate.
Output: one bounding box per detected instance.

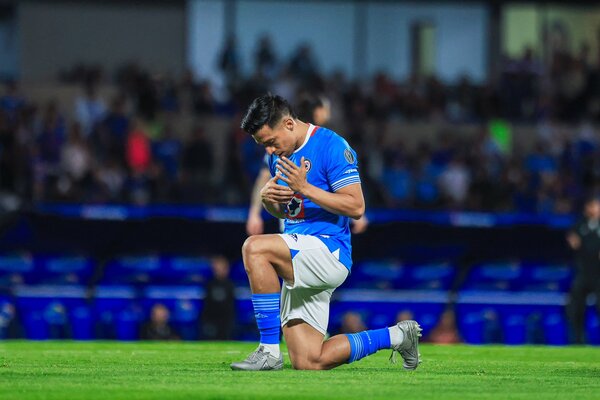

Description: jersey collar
[294,124,317,154]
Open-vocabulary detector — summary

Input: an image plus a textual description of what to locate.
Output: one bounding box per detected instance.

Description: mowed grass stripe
[1,342,599,400]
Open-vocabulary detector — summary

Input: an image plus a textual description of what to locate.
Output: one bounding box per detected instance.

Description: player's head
[296,94,331,126]
[241,94,299,157]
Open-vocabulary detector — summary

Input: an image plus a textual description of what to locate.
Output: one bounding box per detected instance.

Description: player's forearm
[301,184,364,219]
[262,200,286,219]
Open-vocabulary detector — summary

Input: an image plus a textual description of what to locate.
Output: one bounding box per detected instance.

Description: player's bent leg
[242,234,294,292]
[231,235,294,371]
[283,319,350,370]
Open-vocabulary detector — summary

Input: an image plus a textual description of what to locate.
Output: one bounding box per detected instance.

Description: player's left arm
[276,156,365,219]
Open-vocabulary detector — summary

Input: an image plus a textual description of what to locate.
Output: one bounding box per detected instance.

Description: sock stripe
[252,293,281,345]
[346,328,391,364]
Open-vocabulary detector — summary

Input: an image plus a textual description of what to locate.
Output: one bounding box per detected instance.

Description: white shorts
[278,234,349,335]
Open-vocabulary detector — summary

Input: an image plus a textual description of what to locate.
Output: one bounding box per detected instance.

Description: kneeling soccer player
[231,94,422,371]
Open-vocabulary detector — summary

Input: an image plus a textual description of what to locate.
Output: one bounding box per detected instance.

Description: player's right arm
[260,174,293,219]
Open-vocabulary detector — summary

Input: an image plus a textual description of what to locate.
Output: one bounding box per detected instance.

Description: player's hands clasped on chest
[261,175,294,204]
[276,156,308,193]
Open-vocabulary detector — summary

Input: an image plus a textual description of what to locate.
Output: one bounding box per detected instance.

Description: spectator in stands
[0,301,23,339]
[254,35,278,79]
[74,83,107,138]
[0,80,25,126]
[427,309,462,344]
[99,96,130,163]
[140,303,180,341]
[60,122,92,200]
[180,126,214,202]
[94,158,126,202]
[340,312,367,334]
[220,35,240,87]
[566,195,600,344]
[396,310,415,323]
[126,119,152,175]
[201,256,236,340]
[482,309,503,343]
[45,301,72,339]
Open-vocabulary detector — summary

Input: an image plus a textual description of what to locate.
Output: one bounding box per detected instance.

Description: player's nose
[266,146,275,155]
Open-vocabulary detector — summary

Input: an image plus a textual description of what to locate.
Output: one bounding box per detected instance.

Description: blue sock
[345,328,391,363]
[252,293,280,344]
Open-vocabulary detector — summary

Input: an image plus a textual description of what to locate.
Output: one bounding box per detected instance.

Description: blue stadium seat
[14,285,89,340]
[345,260,404,290]
[101,255,162,284]
[401,262,456,290]
[166,256,212,285]
[230,260,249,287]
[587,310,600,345]
[0,253,34,286]
[32,255,95,285]
[463,262,522,291]
[519,263,573,292]
[93,285,138,340]
[543,313,568,345]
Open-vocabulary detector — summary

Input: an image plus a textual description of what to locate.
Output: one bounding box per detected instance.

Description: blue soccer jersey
[267,124,361,270]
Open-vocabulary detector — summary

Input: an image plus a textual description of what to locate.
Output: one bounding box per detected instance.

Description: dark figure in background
[566,196,600,344]
[202,256,236,340]
[140,303,179,341]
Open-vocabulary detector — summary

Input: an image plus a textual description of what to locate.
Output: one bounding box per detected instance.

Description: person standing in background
[566,195,600,344]
[202,256,236,340]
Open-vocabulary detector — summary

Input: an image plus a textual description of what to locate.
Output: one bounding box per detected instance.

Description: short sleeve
[326,136,361,192]
[265,153,277,178]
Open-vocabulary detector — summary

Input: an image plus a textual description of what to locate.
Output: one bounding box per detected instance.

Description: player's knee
[241,236,269,271]
[291,360,324,370]
[290,356,328,370]
[242,236,261,259]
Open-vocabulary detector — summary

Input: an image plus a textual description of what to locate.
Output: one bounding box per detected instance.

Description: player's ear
[283,117,295,132]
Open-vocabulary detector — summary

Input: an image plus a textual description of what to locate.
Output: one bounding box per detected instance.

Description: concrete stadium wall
[187,0,488,84]
[18,1,186,81]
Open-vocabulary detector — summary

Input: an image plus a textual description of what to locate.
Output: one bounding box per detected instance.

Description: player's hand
[260,174,294,204]
[276,156,308,193]
[246,212,264,236]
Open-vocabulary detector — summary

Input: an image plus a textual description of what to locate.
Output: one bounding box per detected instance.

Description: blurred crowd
[2,35,600,214]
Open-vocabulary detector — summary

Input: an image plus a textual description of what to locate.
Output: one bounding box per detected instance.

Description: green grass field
[1,341,599,400]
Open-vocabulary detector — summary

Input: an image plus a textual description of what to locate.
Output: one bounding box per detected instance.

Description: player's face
[253,116,296,157]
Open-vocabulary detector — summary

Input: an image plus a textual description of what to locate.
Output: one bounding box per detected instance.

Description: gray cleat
[230,346,284,371]
[390,320,422,370]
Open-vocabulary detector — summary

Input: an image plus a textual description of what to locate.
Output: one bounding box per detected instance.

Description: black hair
[295,94,324,124]
[240,94,296,135]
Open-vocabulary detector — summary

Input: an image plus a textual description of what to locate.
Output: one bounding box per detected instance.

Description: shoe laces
[246,346,266,363]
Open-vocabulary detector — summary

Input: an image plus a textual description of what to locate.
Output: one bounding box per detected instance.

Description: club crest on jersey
[344,149,355,164]
[286,194,305,219]
[304,158,312,172]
